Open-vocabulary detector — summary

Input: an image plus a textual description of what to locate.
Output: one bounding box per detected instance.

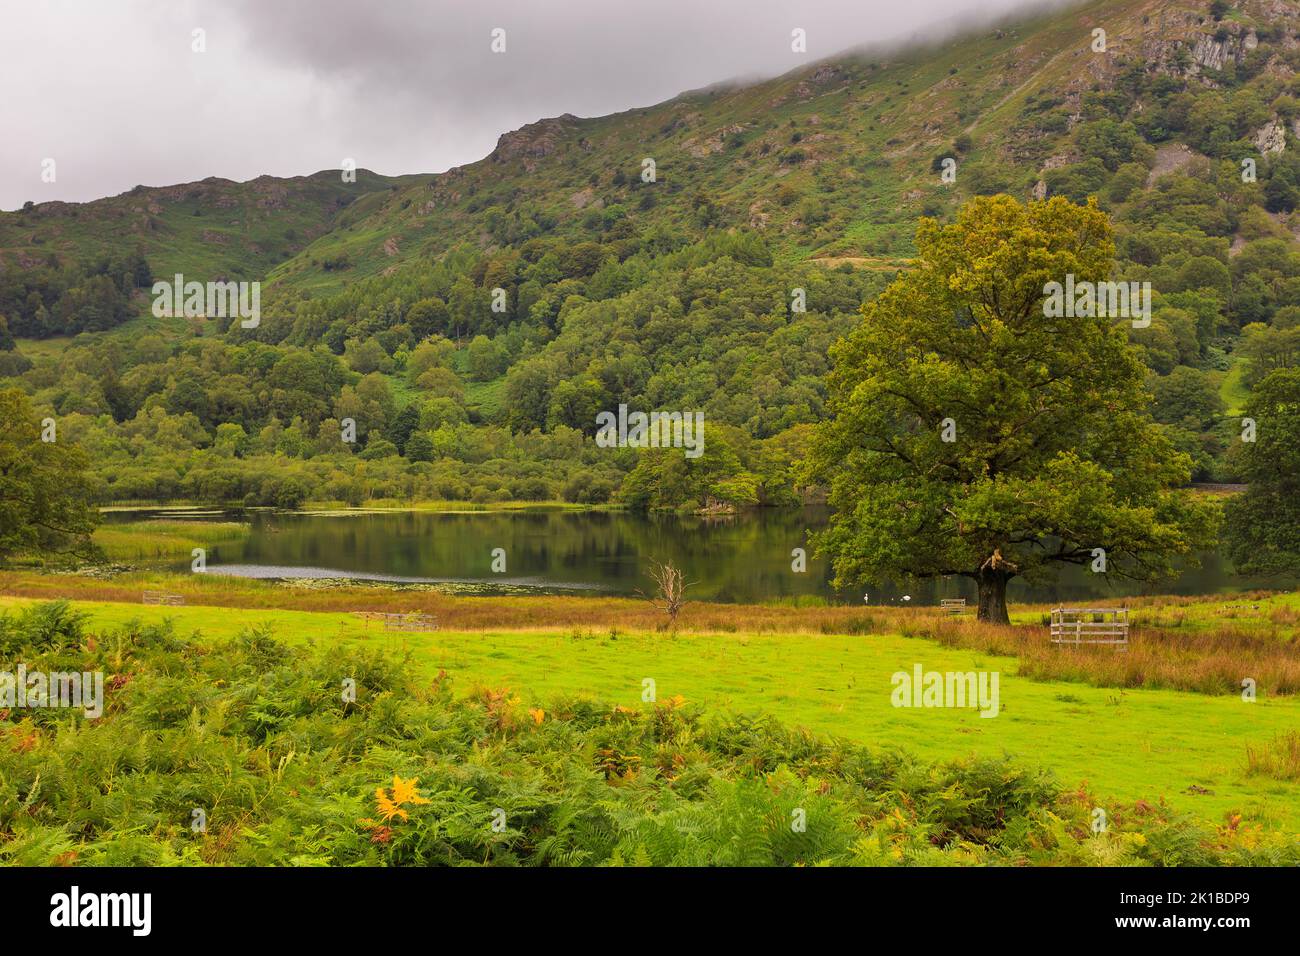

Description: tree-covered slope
[2,0,1300,512]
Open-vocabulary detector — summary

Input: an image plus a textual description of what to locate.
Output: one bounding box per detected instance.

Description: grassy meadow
[16,597,1296,866]
[0,575,1297,846]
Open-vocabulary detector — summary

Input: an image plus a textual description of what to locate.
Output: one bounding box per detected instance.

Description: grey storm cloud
[2,0,1076,209]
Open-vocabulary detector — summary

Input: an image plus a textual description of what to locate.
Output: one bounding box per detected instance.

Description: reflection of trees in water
[218,507,1290,605]
[608,508,831,602]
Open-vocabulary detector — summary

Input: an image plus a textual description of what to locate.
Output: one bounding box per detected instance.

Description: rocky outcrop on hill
[1256,118,1288,154]
[491,114,581,170]
[1190,30,1257,71]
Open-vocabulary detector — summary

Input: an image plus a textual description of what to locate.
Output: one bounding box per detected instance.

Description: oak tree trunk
[976,569,1012,625]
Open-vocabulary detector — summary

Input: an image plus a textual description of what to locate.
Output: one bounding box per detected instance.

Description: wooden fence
[349,612,439,632]
[142,591,185,607]
[382,613,437,632]
[1050,607,1128,649]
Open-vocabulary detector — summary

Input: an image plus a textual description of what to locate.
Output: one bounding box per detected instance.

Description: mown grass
[1,600,1295,866]
[0,587,1297,832]
[91,520,249,560]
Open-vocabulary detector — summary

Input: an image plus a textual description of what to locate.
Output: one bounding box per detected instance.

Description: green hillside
[257,0,1287,292]
[1,0,1298,510]
[0,169,417,281]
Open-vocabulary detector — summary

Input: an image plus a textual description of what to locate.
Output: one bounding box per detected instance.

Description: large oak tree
[807,196,1215,623]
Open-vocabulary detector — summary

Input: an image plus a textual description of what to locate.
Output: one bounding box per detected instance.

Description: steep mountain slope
[257,0,1300,295]
[4,0,1296,300]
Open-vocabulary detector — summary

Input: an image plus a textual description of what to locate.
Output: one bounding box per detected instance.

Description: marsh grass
[1246,732,1300,782]
[91,521,249,560]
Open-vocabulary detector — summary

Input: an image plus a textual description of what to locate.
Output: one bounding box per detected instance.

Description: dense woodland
[0,233,882,508]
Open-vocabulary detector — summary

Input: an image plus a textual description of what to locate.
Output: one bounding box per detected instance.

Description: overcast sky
[3,0,1071,210]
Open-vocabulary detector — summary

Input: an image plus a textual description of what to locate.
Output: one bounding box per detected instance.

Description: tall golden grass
[901,616,1300,696]
[1246,731,1300,781]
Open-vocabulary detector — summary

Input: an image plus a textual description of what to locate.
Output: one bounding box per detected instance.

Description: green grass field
[2,593,1295,832]
[1218,359,1252,416]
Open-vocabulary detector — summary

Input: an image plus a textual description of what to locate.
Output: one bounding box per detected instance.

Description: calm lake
[108,506,1293,606]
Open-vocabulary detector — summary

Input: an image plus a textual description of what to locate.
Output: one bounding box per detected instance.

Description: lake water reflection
[110,506,1292,605]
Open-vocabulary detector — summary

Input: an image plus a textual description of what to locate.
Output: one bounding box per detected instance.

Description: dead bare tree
[638,559,691,631]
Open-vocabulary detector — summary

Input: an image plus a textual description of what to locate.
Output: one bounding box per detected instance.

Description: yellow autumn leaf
[390,775,431,807]
[375,786,408,822]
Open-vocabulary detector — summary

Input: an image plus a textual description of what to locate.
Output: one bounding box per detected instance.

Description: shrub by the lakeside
[0,600,1294,867]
